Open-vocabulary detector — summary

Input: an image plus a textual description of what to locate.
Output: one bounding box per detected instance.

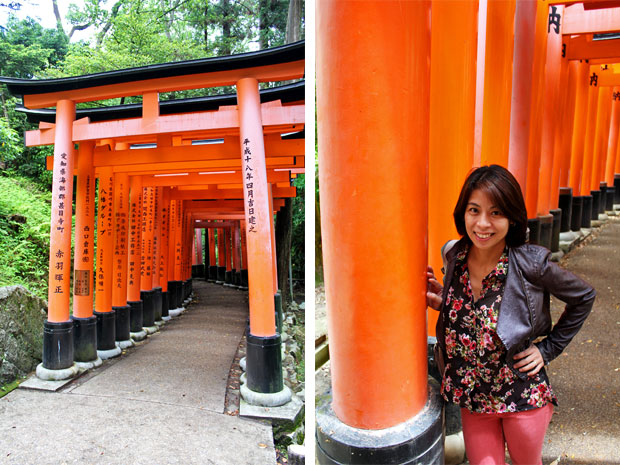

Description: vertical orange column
[240,220,248,288]
[94,166,118,354]
[570,61,591,194]
[237,77,277,338]
[606,89,620,186]
[42,99,76,372]
[480,0,516,167]
[152,187,162,291]
[224,226,232,284]
[591,87,612,192]
[428,0,478,336]
[268,184,278,294]
[73,141,96,318]
[581,71,600,196]
[317,0,432,435]
[233,221,241,284]
[168,199,177,282]
[127,176,145,337]
[208,226,216,280]
[473,0,488,166]
[174,200,183,282]
[508,0,537,191]
[159,187,170,318]
[140,187,155,293]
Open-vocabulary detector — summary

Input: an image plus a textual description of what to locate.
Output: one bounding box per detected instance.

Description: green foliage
[0,117,23,163]
[0,174,52,299]
[291,174,304,279]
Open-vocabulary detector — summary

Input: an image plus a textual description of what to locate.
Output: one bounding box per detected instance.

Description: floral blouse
[441,246,557,414]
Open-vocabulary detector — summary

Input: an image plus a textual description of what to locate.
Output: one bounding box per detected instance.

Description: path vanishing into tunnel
[0,281,275,464]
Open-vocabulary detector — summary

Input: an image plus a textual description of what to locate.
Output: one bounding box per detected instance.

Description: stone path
[0,280,276,464]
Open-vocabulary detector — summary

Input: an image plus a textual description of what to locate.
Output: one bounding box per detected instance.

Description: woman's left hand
[513,344,545,377]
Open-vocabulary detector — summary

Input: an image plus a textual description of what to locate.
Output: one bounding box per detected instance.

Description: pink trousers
[460,404,554,465]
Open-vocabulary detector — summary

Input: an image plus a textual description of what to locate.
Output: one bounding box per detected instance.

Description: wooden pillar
[224,226,233,284]
[127,176,145,336]
[428,0,478,336]
[42,99,77,372]
[581,70,600,196]
[71,141,97,365]
[316,4,440,462]
[151,186,163,322]
[570,61,591,195]
[606,88,620,186]
[159,187,171,318]
[140,186,156,328]
[591,87,612,192]
[480,0,516,167]
[208,226,217,281]
[233,220,241,285]
[240,220,249,288]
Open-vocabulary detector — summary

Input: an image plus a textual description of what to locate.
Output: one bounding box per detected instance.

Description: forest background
[0,0,305,303]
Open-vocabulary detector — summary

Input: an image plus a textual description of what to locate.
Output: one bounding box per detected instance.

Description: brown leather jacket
[435,238,596,381]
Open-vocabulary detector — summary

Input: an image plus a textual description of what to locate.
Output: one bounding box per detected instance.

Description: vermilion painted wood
[169,186,296,200]
[152,187,162,289]
[606,87,620,185]
[225,227,232,272]
[22,61,304,109]
[581,75,601,195]
[562,3,620,34]
[480,0,516,167]
[591,87,612,191]
[111,172,130,307]
[72,141,96,318]
[173,200,183,281]
[317,0,431,429]
[95,167,114,313]
[570,61,590,194]
[237,77,276,338]
[428,0,478,337]
[127,176,143,302]
[240,220,248,270]
[566,35,620,60]
[167,199,177,283]
[159,187,170,293]
[47,100,76,322]
[208,227,216,267]
[233,221,241,272]
[268,183,278,293]
[140,187,155,292]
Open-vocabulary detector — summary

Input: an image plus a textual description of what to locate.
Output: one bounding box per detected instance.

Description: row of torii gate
[0,41,304,407]
[317,1,620,464]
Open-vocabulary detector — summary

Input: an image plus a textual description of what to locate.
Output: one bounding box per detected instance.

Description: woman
[426,165,595,465]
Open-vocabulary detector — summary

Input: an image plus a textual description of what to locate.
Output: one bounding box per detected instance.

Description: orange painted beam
[95,167,114,313]
[127,176,143,302]
[47,100,76,322]
[481,0,516,167]
[22,61,305,109]
[72,141,96,318]
[562,3,620,35]
[111,172,130,307]
[140,170,290,187]
[567,35,620,60]
[25,105,304,146]
[598,71,620,87]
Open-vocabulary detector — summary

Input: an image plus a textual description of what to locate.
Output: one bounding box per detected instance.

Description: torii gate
[0,42,304,407]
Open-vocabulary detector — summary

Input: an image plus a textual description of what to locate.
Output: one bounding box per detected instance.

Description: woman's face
[464,188,509,254]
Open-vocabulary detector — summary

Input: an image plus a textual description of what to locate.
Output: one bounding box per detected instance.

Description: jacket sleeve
[533,250,596,364]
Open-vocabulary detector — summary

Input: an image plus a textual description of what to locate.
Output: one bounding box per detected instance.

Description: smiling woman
[427,165,596,465]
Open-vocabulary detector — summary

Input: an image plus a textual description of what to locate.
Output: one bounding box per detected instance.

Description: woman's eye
[468,208,478,214]
[491,211,504,217]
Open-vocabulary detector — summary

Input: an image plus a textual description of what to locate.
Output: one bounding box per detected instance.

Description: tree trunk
[285,0,302,44]
[203,3,209,52]
[274,0,303,304]
[51,0,66,36]
[258,0,269,50]
[220,0,231,55]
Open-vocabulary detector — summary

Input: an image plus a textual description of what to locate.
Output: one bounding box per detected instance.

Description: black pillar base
[113,305,131,341]
[128,300,143,332]
[538,214,553,250]
[527,217,541,245]
[192,264,205,278]
[161,291,169,317]
[140,290,155,327]
[558,187,572,232]
[605,187,615,211]
[591,190,601,219]
[184,278,192,299]
[614,174,620,204]
[168,280,182,309]
[241,269,249,288]
[225,270,233,284]
[72,316,97,363]
[94,310,116,351]
[152,287,163,321]
[43,320,74,370]
[209,265,218,281]
[571,196,583,232]
[235,271,242,287]
[581,195,593,228]
[217,266,226,283]
[316,377,444,465]
[599,183,607,214]
[549,209,562,253]
[274,291,283,334]
[246,333,284,394]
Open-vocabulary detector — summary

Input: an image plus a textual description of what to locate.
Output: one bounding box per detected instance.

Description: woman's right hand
[426,266,443,310]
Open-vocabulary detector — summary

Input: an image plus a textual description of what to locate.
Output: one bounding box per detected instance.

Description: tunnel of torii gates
[0,41,304,407]
[317,1,620,464]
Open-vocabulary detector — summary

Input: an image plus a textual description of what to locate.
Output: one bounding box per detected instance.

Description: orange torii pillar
[39,99,79,378]
[167,199,184,314]
[316,2,442,463]
[181,208,192,300]
[127,176,146,340]
[224,226,233,285]
[428,0,478,344]
[606,89,620,209]
[192,228,205,278]
[71,141,100,370]
[568,60,591,233]
[139,186,157,332]
[207,227,217,282]
[240,220,249,289]
[94,166,121,359]
[151,186,164,325]
[237,76,290,407]
[111,171,133,349]
[159,187,171,320]
[593,86,613,219]
[580,69,600,228]
[233,221,242,287]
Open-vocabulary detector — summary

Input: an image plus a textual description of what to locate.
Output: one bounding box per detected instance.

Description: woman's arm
[427,266,443,310]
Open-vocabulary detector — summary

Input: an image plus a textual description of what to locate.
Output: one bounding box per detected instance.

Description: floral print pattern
[441,246,557,413]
